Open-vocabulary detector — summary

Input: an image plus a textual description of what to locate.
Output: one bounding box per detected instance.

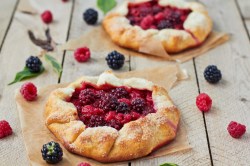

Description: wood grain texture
[237,0,250,19]
[195,0,250,165]
[0,0,17,50]
[0,0,73,165]
[129,59,211,166]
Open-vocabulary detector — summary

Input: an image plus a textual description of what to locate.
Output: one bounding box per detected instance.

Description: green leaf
[160,163,179,166]
[44,54,62,77]
[97,0,117,15]
[8,66,45,85]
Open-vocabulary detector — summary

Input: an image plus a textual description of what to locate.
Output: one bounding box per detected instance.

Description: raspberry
[131,98,146,113]
[105,51,125,70]
[41,141,63,164]
[140,15,154,30]
[105,111,116,121]
[111,87,129,99]
[196,93,212,112]
[154,12,164,22]
[74,47,91,62]
[131,111,141,120]
[88,115,105,127]
[62,0,68,2]
[117,102,130,113]
[26,56,42,73]
[0,120,12,139]
[20,82,37,101]
[83,8,98,25]
[78,162,91,166]
[108,119,121,130]
[41,10,53,24]
[99,94,119,111]
[79,89,96,105]
[227,121,246,138]
[204,65,222,84]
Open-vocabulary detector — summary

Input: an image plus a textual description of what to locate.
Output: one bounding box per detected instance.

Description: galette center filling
[69,83,156,130]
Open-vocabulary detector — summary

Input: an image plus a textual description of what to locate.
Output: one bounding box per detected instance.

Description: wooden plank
[129,60,211,165]
[195,0,250,165]
[0,0,73,165]
[237,0,250,19]
[0,0,17,50]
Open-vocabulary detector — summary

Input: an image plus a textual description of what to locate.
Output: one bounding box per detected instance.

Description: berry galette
[103,0,212,53]
[45,71,180,162]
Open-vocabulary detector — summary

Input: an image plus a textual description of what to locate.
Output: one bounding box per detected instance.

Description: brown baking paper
[15,67,191,166]
[60,27,229,63]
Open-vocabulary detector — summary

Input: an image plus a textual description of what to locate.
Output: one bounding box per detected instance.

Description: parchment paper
[60,27,229,63]
[15,66,191,166]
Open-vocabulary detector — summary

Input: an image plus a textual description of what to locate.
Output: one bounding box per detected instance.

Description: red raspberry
[20,82,37,101]
[0,120,13,139]
[41,10,53,24]
[62,0,68,2]
[227,121,246,138]
[74,47,91,62]
[196,93,212,112]
[140,15,154,30]
[78,162,91,166]
[154,12,164,22]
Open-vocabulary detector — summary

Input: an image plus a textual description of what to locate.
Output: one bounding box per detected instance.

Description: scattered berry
[204,65,222,84]
[105,51,125,70]
[0,120,12,139]
[83,8,98,25]
[131,98,146,113]
[227,121,246,138]
[196,93,212,112]
[62,0,68,2]
[78,162,91,166]
[20,82,37,101]
[26,56,42,73]
[79,89,96,105]
[74,47,91,62]
[41,10,53,24]
[41,141,63,164]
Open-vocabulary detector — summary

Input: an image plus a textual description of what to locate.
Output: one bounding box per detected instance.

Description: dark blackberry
[88,115,105,127]
[108,119,121,130]
[99,94,119,111]
[105,51,125,70]
[157,20,174,29]
[111,87,129,99]
[41,141,63,164]
[26,56,42,73]
[204,65,222,84]
[152,5,162,14]
[79,89,96,105]
[169,12,181,24]
[117,102,130,113]
[83,8,98,25]
[131,98,146,113]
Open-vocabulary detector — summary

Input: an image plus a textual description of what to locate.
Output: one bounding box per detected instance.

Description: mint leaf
[97,0,117,15]
[8,66,44,85]
[44,54,62,77]
[160,163,178,166]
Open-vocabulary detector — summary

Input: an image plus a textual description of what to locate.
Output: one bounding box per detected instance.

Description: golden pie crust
[44,71,180,162]
[103,0,213,53]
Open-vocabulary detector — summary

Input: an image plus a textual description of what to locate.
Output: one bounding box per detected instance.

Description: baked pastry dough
[103,0,212,53]
[45,71,180,162]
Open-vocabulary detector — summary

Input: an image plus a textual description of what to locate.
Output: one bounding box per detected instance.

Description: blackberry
[117,102,130,113]
[111,87,129,99]
[169,12,181,24]
[26,56,42,73]
[83,8,98,25]
[157,20,174,29]
[88,115,105,127]
[99,94,119,111]
[108,119,121,130]
[204,65,222,84]
[131,98,146,113]
[41,141,63,164]
[79,89,96,105]
[105,51,125,70]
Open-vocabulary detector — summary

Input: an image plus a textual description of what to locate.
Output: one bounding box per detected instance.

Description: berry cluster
[126,0,191,30]
[70,84,156,130]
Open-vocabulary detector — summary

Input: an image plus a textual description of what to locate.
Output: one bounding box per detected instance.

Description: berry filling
[68,83,156,130]
[126,0,192,30]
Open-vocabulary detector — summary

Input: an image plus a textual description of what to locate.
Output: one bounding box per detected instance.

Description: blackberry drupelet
[26,56,42,73]
[41,141,63,164]
[204,65,222,83]
[83,8,98,25]
[105,51,125,70]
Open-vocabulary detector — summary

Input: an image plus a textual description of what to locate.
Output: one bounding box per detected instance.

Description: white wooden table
[0,0,250,165]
